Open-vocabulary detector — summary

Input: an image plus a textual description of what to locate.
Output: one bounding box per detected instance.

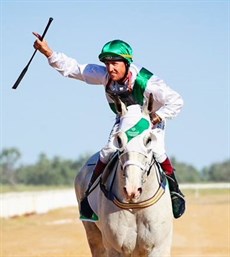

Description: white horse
[75,94,173,257]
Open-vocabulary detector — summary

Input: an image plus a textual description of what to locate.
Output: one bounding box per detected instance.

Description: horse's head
[112,94,157,202]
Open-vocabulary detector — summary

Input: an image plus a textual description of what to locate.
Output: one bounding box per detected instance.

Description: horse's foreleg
[106,248,124,257]
[147,239,172,257]
[82,222,106,257]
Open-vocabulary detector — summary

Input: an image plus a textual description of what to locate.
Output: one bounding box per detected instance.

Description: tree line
[0,147,229,186]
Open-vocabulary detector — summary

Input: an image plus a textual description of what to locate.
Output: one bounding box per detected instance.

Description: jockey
[33,35,185,219]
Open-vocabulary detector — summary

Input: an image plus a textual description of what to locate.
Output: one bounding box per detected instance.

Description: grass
[1,183,229,195]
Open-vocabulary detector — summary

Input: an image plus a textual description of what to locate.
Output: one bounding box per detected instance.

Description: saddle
[79,153,119,221]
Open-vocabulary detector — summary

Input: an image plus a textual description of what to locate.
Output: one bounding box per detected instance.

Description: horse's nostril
[138,187,142,195]
[123,186,142,200]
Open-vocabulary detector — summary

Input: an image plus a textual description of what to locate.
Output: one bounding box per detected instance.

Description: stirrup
[171,190,185,199]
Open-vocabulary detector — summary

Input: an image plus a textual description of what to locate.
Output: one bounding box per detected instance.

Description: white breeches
[99,119,167,164]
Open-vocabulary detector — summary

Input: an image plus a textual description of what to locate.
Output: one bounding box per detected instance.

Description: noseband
[119,151,152,175]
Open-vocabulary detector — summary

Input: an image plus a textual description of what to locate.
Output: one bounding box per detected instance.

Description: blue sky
[1,1,229,170]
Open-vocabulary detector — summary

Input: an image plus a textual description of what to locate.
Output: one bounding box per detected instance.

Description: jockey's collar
[116,71,132,93]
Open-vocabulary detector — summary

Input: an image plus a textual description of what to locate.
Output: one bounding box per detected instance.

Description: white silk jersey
[48,52,184,121]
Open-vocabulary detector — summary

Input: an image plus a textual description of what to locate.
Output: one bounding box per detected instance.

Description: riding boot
[80,159,107,222]
[160,157,186,219]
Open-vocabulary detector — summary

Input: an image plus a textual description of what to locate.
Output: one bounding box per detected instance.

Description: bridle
[100,150,167,210]
[119,151,153,176]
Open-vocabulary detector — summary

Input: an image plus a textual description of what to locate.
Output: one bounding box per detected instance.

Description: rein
[100,154,167,210]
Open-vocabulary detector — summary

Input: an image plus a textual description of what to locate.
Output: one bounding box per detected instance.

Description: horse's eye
[114,131,127,151]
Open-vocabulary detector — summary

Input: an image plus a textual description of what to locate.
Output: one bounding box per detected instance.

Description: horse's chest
[102,217,155,254]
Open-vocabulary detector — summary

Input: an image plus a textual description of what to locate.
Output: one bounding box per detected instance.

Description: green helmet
[99,40,133,64]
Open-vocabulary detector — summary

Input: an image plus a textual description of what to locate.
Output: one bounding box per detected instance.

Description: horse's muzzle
[123,185,142,202]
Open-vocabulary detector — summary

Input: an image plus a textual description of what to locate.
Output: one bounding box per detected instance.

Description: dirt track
[1,191,229,257]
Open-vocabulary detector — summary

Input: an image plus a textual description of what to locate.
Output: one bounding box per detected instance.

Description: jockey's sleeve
[146,76,184,120]
[47,52,107,85]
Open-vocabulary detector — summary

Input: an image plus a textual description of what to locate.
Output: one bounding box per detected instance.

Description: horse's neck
[141,164,160,198]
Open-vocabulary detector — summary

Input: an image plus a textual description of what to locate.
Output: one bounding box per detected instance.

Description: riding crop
[12,17,53,90]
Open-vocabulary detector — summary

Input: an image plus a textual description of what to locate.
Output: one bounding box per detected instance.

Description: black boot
[79,159,107,222]
[80,197,98,222]
[166,172,186,219]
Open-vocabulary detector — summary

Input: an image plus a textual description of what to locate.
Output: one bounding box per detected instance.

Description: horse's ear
[113,96,127,116]
[143,93,154,115]
[148,93,154,112]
